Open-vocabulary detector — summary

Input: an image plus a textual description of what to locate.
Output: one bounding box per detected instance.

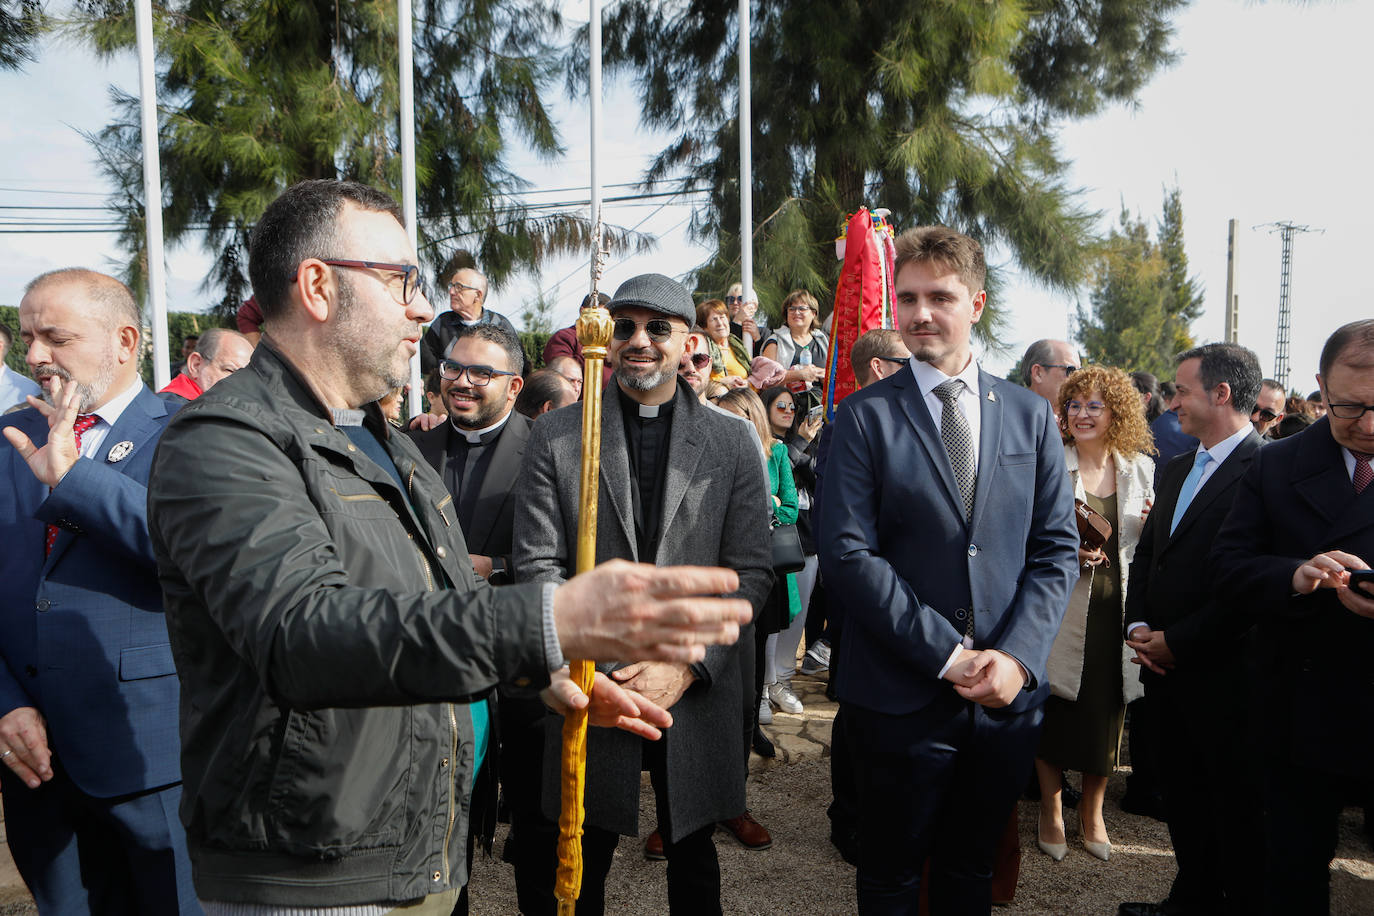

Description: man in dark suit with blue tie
[1211,319,1374,915]
[0,269,196,912]
[1118,343,1266,916]
[819,226,1079,914]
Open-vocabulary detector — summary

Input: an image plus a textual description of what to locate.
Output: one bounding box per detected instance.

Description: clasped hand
[1126,626,1175,675]
[541,668,674,741]
[943,649,1025,707]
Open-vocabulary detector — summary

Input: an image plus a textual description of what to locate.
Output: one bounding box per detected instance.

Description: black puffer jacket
[147,340,550,906]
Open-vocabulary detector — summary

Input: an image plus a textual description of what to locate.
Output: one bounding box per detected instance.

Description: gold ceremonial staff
[555,221,612,914]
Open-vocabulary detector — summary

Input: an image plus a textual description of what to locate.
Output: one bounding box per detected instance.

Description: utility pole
[1223,219,1239,344]
[1255,221,1322,391]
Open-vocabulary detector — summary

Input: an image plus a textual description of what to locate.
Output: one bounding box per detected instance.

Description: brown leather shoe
[718,811,773,849]
[643,830,666,861]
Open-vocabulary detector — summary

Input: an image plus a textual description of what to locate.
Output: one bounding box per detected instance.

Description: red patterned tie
[43,414,99,557]
[1355,451,1374,495]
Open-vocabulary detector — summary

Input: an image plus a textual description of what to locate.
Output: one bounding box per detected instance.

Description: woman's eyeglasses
[1065,400,1106,417]
[774,402,796,413]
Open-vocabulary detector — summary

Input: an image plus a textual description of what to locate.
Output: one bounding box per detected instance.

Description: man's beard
[616,348,675,392]
[330,275,412,403]
[35,354,116,414]
[445,386,507,430]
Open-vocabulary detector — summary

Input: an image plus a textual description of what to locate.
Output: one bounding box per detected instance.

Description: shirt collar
[908,354,981,399]
[452,409,511,444]
[90,378,144,428]
[1199,423,1251,467]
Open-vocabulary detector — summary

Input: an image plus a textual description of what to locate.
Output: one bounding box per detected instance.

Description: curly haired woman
[1036,365,1156,863]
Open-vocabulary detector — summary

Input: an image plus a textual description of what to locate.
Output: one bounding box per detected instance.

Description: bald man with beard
[0,269,195,912]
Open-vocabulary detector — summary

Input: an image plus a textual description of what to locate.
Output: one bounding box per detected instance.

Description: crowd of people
[0,178,1370,916]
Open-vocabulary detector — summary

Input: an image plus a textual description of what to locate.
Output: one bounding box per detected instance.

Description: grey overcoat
[513,377,773,841]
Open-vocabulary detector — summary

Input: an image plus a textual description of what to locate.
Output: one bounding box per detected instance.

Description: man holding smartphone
[1211,319,1374,914]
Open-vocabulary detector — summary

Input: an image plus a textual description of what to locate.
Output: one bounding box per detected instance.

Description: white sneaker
[768,681,804,715]
[758,695,772,725]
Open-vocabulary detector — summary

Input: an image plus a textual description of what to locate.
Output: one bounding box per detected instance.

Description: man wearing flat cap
[512,273,774,914]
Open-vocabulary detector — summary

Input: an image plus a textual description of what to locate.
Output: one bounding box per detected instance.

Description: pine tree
[1076,186,1203,377]
[68,0,648,320]
[595,0,1185,338]
[0,0,43,71]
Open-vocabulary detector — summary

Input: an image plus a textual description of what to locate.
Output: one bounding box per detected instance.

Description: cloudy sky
[1,0,1368,386]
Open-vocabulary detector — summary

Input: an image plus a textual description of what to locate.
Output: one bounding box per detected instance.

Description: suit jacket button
[967,544,978,557]
[955,608,968,620]
[436,546,447,559]
[24,666,37,678]
[35,599,50,612]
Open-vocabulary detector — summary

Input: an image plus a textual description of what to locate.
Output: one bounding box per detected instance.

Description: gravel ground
[469,757,1374,915]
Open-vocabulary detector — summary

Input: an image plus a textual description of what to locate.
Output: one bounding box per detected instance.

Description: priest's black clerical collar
[451,410,511,445]
[617,385,677,422]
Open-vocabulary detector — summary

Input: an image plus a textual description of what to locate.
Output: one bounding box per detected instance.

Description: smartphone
[807,404,823,423]
[1347,568,1374,600]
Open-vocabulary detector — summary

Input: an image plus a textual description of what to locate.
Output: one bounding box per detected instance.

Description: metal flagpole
[398,0,422,415]
[133,0,169,389]
[738,0,753,307]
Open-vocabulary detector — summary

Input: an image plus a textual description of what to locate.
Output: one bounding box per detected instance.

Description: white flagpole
[589,0,602,258]
[134,0,169,389]
[399,0,422,415]
[738,0,753,309]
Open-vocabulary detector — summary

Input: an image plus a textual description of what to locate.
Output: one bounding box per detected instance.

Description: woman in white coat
[1036,365,1155,863]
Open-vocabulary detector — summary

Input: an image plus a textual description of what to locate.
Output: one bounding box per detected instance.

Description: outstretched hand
[2,378,83,487]
[553,559,751,665]
[541,669,674,740]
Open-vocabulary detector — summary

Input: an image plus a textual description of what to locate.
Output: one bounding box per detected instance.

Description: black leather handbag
[770,519,805,574]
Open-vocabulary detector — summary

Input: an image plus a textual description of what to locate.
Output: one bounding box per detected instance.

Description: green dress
[1038,491,1126,777]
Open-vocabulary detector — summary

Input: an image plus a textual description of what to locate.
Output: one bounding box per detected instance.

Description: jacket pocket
[266,707,411,856]
[119,643,176,681]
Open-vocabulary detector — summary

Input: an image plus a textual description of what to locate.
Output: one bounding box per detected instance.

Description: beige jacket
[1046,444,1154,704]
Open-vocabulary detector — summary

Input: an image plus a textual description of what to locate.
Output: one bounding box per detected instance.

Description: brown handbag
[1074,497,1113,552]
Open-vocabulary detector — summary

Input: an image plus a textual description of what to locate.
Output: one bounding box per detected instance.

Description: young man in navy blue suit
[819,226,1079,914]
[0,269,196,912]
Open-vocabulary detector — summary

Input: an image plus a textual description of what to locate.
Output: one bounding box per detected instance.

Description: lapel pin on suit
[106,440,134,463]
[987,391,996,402]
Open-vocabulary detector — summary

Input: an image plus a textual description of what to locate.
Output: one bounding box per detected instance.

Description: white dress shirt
[1126,423,1252,639]
[79,379,145,460]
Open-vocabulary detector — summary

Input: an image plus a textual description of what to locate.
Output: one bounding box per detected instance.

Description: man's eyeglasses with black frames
[1327,401,1374,420]
[438,360,516,387]
[1043,364,1078,375]
[306,259,424,305]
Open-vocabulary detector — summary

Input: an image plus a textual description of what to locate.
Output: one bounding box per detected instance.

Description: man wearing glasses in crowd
[513,274,772,914]
[419,260,518,374]
[1021,338,1080,418]
[1211,319,1374,914]
[146,181,752,912]
[1250,378,1287,439]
